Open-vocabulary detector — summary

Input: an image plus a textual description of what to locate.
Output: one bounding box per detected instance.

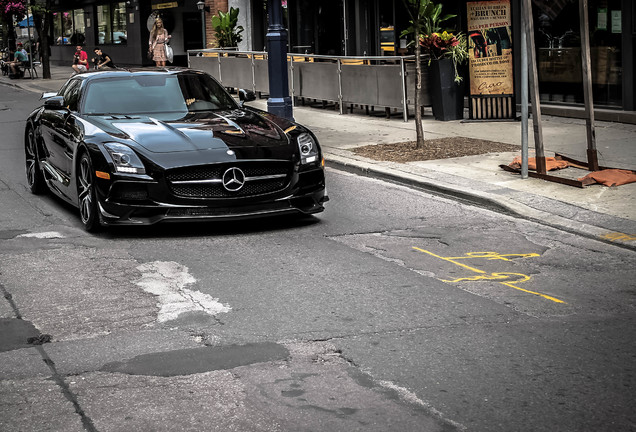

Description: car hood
[85,109,289,154]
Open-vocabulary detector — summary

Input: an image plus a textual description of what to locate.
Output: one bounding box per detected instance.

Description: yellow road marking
[443,272,531,284]
[445,251,540,261]
[499,281,565,303]
[413,248,486,274]
[413,247,566,304]
[600,232,636,242]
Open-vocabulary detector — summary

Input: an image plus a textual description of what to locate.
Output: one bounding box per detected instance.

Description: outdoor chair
[19,56,38,79]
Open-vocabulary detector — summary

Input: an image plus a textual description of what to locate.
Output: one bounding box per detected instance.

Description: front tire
[77,153,102,232]
[25,127,47,194]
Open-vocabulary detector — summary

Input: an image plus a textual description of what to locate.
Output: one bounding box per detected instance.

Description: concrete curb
[325,153,636,252]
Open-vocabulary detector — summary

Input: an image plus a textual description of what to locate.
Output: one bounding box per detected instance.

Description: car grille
[165,162,292,198]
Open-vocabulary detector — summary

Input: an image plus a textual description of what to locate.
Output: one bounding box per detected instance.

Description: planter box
[428,58,465,121]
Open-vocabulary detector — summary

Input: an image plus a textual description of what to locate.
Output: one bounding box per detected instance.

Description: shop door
[532,0,624,107]
[287,0,344,55]
[183,12,203,52]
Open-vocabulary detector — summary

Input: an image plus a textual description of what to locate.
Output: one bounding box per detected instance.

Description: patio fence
[187,49,431,122]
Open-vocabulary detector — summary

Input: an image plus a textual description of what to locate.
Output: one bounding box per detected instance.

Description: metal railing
[187,49,430,122]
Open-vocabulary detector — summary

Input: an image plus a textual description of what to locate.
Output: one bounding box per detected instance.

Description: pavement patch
[17,231,65,239]
[135,261,231,322]
[101,342,289,376]
[0,229,28,239]
[0,318,40,352]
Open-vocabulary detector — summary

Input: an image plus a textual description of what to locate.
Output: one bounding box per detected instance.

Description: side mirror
[239,89,256,103]
[44,96,66,109]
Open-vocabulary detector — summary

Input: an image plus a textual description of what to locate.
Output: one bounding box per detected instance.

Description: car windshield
[82,73,238,117]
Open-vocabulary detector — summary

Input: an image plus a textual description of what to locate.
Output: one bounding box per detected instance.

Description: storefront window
[52,9,85,45]
[62,11,73,44]
[98,3,127,45]
[97,5,112,45]
[533,0,622,107]
[112,3,128,44]
[379,1,395,56]
[71,10,86,45]
[52,13,64,45]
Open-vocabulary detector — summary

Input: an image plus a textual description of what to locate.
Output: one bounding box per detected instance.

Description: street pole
[201,10,206,49]
[266,0,293,121]
[197,1,207,50]
[522,0,546,174]
[520,7,528,179]
[578,0,599,171]
[26,9,34,72]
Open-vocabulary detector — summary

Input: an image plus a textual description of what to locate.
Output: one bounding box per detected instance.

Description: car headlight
[298,133,319,165]
[103,143,146,174]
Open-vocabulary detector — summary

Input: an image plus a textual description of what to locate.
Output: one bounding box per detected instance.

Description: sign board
[467,0,514,96]
[611,10,621,33]
[156,2,178,9]
[597,7,607,30]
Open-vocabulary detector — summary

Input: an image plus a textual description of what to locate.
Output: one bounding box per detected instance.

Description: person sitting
[17,42,28,58]
[8,48,28,78]
[71,45,89,75]
[91,47,116,69]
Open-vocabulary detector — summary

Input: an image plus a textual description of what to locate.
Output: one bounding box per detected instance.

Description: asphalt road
[1,87,635,432]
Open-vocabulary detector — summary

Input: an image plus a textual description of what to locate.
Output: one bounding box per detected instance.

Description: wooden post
[579,0,599,171]
[522,0,547,174]
[520,8,529,179]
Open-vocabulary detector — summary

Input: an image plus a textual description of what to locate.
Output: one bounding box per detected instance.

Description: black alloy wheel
[77,153,102,232]
[25,127,47,194]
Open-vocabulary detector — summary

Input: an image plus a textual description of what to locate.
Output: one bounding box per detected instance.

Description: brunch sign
[467,0,514,96]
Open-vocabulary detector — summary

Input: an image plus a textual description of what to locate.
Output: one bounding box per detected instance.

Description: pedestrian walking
[148,18,171,67]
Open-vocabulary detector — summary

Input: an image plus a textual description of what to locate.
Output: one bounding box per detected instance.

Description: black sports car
[25,69,328,231]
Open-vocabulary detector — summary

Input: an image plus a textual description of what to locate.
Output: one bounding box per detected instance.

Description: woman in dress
[148,18,171,67]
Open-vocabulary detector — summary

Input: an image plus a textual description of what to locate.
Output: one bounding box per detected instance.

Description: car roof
[76,67,204,81]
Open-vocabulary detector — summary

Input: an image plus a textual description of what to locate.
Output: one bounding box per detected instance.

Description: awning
[18,17,34,28]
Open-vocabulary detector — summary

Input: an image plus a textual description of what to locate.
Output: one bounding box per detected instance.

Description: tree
[0,0,27,51]
[210,7,244,48]
[400,0,455,148]
[29,0,51,79]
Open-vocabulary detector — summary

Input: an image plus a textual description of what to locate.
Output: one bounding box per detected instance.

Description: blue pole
[266,0,294,121]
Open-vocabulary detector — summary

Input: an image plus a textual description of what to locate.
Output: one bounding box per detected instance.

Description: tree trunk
[31,2,51,79]
[7,14,17,51]
[1,19,9,51]
[414,34,425,148]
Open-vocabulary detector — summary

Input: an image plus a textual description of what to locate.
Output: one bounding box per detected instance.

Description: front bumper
[96,168,327,226]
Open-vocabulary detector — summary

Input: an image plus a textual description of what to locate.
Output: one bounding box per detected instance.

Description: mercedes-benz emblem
[222,167,245,192]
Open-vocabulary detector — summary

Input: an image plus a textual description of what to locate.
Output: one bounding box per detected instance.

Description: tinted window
[62,79,81,111]
[82,73,238,116]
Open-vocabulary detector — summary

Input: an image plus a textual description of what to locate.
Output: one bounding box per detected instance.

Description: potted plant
[420,30,468,121]
[210,7,244,49]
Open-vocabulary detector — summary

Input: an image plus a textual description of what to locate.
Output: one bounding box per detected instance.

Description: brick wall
[205,0,229,48]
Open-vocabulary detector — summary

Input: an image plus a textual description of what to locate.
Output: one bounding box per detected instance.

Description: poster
[467,0,514,96]
[611,10,621,33]
[597,8,607,30]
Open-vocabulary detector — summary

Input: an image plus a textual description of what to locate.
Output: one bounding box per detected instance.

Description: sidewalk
[2,64,635,249]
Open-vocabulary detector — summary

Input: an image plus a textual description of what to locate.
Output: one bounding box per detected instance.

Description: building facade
[45,0,634,113]
[231,0,635,113]
[47,0,227,67]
